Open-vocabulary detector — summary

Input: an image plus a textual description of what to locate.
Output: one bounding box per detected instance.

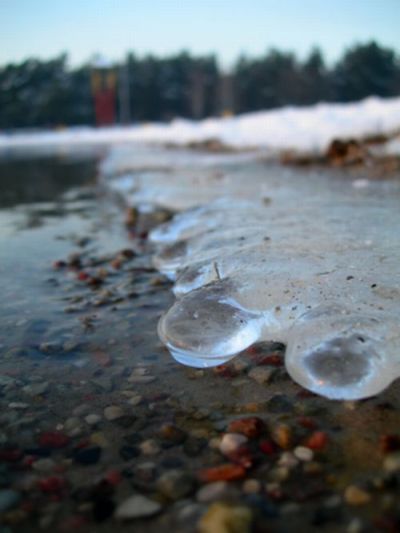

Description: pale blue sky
[1,0,399,69]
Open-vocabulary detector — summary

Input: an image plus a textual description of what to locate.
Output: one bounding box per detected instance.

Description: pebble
[74,446,102,465]
[247,367,273,384]
[85,414,101,426]
[294,446,314,462]
[0,489,21,513]
[344,485,371,506]
[9,402,29,410]
[198,502,253,533]
[383,451,400,472]
[278,452,299,469]
[39,342,63,355]
[104,405,124,421]
[22,381,49,396]
[198,464,247,483]
[157,469,194,500]
[242,479,261,494]
[158,423,187,445]
[127,395,143,406]
[196,482,230,503]
[32,458,56,472]
[219,433,248,455]
[272,424,292,449]
[227,417,264,438]
[140,439,161,455]
[115,494,162,520]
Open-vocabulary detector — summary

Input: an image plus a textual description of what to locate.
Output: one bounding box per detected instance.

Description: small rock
[344,485,371,506]
[157,469,194,500]
[22,381,49,396]
[184,437,207,457]
[85,414,101,426]
[383,452,400,472]
[198,502,253,533]
[115,494,161,520]
[158,423,187,445]
[227,417,264,438]
[39,342,63,355]
[196,482,230,502]
[74,446,102,465]
[272,424,292,449]
[38,431,69,449]
[278,452,299,469]
[219,433,248,456]
[294,446,314,462]
[104,405,124,421]
[248,367,273,384]
[127,395,143,406]
[198,464,246,483]
[0,489,21,513]
[32,458,55,472]
[242,479,261,494]
[140,439,161,455]
[305,431,328,451]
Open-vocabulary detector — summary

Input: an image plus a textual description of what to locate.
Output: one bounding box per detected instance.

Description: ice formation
[104,146,400,401]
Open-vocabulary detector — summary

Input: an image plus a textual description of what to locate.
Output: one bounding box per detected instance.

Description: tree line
[1,41,399,129]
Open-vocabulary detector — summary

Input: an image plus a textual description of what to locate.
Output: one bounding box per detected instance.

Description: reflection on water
[0,153,97,208]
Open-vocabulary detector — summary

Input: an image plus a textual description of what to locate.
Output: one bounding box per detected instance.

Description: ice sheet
[103,147,400,400]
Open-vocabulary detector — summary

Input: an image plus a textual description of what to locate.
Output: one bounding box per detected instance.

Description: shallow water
[105,145,400,400]
[2,147,400,532]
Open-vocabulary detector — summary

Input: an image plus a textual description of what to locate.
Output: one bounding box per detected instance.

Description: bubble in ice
[104,146,400,400]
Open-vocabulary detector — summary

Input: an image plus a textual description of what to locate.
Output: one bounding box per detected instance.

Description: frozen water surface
[104,145,400,400]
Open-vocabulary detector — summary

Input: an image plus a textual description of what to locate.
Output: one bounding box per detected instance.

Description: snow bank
[1,96,400,154]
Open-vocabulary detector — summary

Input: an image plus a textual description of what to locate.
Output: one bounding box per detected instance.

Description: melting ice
[104,145,400,400]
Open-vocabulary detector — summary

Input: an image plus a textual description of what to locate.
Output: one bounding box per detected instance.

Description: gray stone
[115,494,161,520]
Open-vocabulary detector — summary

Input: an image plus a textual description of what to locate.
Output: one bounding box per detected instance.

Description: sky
[1,0,400,69]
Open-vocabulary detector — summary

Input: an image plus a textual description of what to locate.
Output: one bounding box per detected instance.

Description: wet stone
[104,405,124,421]
[0,489,21,513]
[115,494,162,520]
[157,469,195,500]
[74,446,102,465]
[344,485,371,506]
[198,502,253,533]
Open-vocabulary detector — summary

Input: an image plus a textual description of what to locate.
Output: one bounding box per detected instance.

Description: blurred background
[1,0,400,129]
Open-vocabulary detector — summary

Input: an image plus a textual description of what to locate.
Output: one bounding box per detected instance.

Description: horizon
[1,0,400,69]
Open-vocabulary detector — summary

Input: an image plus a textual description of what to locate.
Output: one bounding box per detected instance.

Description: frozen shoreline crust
[104,146,400,400]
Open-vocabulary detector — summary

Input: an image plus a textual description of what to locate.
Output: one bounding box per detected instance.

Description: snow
[1,96,400,155]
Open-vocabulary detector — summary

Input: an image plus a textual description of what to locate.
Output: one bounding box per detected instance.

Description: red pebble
[38,432,70,449]
[257,354,284,366]
[38,476,66,493]
[226,446,254,469]
[305,431,328,450]
[259,439,277,456]
[297,416,317,430]
[0,448,23,462]
[213,365,237,378]
[105,469,122,486]
[198,464,247,483]
[228,417,264,438]
[380,434,400,454]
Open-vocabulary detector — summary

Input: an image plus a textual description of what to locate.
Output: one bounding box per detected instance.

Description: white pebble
[294,446,314,462]
[219,433,248,455]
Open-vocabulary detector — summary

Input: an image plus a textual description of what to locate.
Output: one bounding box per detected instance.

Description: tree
[333,41,400,101]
